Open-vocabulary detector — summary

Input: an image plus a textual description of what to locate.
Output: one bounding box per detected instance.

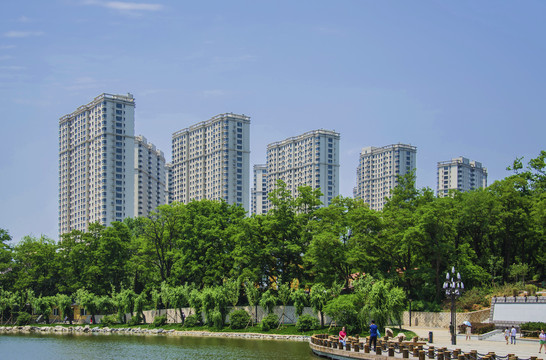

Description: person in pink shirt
[339,326,348,347]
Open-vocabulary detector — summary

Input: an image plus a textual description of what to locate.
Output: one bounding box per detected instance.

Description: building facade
[134,135,166,217]
[165,162,174,205]
[170,113,250,210]
[59,93,136,235]
[266,129,340,208]
[437,157,487,197]
[354,143,417,211]
[251,164,268,215]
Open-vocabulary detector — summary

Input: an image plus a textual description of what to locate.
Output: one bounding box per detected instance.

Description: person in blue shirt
[369,320,378,350]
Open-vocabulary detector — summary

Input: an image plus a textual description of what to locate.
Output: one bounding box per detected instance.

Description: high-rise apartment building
[171,113,250,210]
[437,157,487,197]
[251,164,268,215]
[134,135,166,217]
[59,93,135,235]
[266,129,340,208]
[354,143,417,211]
[165,163,174,204]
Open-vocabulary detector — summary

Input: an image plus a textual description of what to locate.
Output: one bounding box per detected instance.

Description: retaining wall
[402,309,490,328]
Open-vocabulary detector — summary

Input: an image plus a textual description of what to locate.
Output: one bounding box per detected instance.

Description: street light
[443,266,464,345]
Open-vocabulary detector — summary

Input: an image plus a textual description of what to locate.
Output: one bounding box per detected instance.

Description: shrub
[152,315,167,328]
[229,309,250,329]
[295,314,319,332]
[457,288,491,311]
[520,322,546,332]
[474,324,495,335]
[211,310,223,329]
[260,313,279,331]
[128,315,142,326]
[100,314,118,327]
[183,314,201,328]
[525,284,537,296]
[16,312,32,326]
[411,300,443,312]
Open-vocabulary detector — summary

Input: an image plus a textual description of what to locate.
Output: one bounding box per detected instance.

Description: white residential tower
[266,129,340,208]
[437,157,487,197]
[354,143,417,211]
[170,113,250,210]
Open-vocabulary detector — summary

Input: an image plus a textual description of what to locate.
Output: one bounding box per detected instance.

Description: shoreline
[0,325,310,342]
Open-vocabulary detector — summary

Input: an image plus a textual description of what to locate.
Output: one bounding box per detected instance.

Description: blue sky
[1,1,544,242]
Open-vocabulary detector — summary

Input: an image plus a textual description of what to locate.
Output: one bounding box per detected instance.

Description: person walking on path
[511,326,517,345]
[539,329,546,353]
[369,320,378,351]
[465,324,471,341]
[504,328,510,345]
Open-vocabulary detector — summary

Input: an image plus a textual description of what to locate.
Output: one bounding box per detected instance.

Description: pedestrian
[369,320,378,351]
[504,327,509,345]
[339,326,348,347]
[539,329,546,353]
[465,324,471,341]
[510,325,517,345]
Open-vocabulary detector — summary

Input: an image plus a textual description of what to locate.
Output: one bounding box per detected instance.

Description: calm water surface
[0,333,319,360]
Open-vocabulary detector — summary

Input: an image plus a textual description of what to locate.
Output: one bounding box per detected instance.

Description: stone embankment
[0,325,309,342]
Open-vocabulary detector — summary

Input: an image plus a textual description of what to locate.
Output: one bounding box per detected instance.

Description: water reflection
[0,333,319,360]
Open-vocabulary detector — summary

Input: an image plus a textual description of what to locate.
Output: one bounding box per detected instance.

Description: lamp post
[443,266,464,345]
[409,299,412,327]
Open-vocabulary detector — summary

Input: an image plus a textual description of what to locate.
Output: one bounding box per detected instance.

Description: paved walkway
[407,326,544,359]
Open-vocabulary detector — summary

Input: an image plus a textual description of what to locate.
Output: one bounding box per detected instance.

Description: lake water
[0,333,319,360]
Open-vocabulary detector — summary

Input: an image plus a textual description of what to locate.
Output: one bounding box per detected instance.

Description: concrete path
[407,326,544,359]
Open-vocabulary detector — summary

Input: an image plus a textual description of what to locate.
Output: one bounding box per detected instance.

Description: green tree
[322,294,358,329]
[31,295,56,324]
[291,288,308,317]
[244,281,260,325]
[277,283,292,326]
[171,284,191,323]
[55,293,73,324]
[259,289,277,315]
[310,283,328,327]
[354,276,406,331]
[172,200,246,287]
[224,279,240,308]
[12,236,59,296]
[75,289,99,324]
[139,204,185,283]
[133,291,147,323]
[262,181,319,286]
[305,197,381,287]
[0,229,13,290]
[0,289,18,324]
[509,263,529,284]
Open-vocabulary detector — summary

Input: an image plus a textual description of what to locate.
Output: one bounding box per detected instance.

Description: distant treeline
[0,151,544,314]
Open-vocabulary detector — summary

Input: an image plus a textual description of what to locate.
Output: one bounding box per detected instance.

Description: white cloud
[18,16,32,23]
[0,55,14,61]
[84,0,163,12]
[0,45,16,49]
[3,31,44,38]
